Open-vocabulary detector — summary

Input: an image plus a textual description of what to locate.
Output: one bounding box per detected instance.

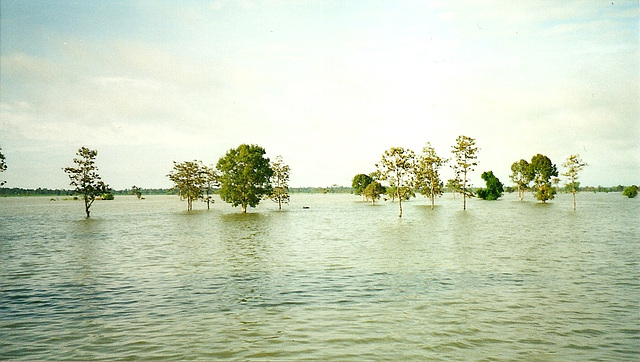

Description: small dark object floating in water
[303,206,310,209]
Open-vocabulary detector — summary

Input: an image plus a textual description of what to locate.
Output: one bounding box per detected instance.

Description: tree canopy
[270,155,291,210]
[217,144,273,213]
[530,154,558,203]
[451,135,478,210]
[623,185,638,198]
[476,171,504,200]
[352,173,373,201]
[376,147,416,217]
[167,160,208,211]
[415,142,446,210]
[562,154,587,210]
[510,159,533,201]
[0,146,6,186]
[363,181,385,205]
[63,146,110,218]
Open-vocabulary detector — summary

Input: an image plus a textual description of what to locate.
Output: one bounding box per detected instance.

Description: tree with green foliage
[562,154,587,210]
[386,185,415,202]
[510,159,533,201]
[270,155,290,210]
[201,164,219,210]
[445,178,461,198]
[63,146,110,218]
[363,181,386,205]
[376,147,416,217]
[476,171,504,200]
[530,154,558,203]
[352,173,373,201]
[623,185,638,198]
[217,144,273,213]
[168,160,207,211]
[415,143,446,210]
[0,146,6,186]
[131,185,143,199]
[451,135,478,210]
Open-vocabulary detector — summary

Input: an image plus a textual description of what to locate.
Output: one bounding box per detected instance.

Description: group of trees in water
[352,135,602,216]
[0,143,638,218]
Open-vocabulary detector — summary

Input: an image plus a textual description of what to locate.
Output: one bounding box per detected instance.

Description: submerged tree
[562,154,587,210]
[63,146,110,218]
[131,185,143,199]
[352,173,373,201]
[270,155,290,210]
[217,144,273,213]
[363,181,386,205]
[0,146,6,186]
[510,159,533,201]
[476,171,504,200]
[201,164,219,210]
[445,178,461,198]
[623,185,638,198]
[530,154,558,203]
[415,143,446,210]
[451,135,478,210]
[168,160,206,211]
[386,185,415,202]
[376,147,416,217]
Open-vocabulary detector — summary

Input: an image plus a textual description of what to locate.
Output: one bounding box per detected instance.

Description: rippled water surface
[1,193,639,360]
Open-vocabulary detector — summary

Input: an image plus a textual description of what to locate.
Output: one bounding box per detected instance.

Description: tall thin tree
[562,154,587,210]
[450,135,479,210]
[63,146,110,218]
[376,147,416,217]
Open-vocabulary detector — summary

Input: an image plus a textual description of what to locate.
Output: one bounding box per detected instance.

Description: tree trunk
[84,195,91,218]
[278,197,282,210]
[397,188,402,217]
[572,192,576,211]
[242,204,247,213]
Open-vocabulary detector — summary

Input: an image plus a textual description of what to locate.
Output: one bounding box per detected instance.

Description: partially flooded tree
[270,155,290,210]
[451,135,478,210]
[562,154,587,210]
[0,146,6,186]
[63,146,110,218]
[376,147,416,217]
[363,181,385,205]
[415,143,446,210]
[201,164,219,210]
[510,159,533,201]
[352,173,373,201]
[167,160,206,211]
[476,171,504,200]
[217,144,273,213]
[446,178,461,198]
[530,154,558,203]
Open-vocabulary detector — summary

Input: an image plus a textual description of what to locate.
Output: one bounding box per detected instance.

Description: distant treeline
[0,185,631,197]
[0,186,354,197]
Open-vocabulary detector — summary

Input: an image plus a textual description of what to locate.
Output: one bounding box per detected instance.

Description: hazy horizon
[1,1,638,189]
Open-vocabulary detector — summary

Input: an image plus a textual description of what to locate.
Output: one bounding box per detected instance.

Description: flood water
[1,192,638,360]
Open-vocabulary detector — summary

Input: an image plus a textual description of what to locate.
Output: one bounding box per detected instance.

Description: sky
[1,0,638,189]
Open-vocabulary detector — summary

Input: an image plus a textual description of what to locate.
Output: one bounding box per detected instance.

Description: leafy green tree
[385,185,415,202]
[376,147,416,217]
[562,154,587,210]
[510,159,533,201]
[201,164,219,210]
[476,171,504,200]
[63,146,110,218]
[530,154,558,203]
[168,160,207,211]
[623,185,638,198]
[270,155,290,210]
[0,147,6,186]
[217,144,273,213]
[352,173,373,201]
[363,181,386,205]
[415,143,446,210]
[451,135,478,210]
[131,185,143,199]
[445,178,461,198]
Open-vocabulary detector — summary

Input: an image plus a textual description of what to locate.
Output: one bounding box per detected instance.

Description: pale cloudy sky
[1,1,638,189]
